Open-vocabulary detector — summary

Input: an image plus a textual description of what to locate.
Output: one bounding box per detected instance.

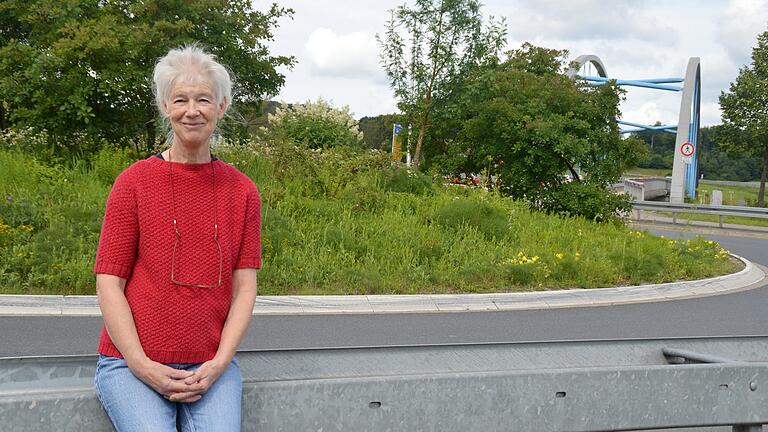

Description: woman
[93,45,261,431]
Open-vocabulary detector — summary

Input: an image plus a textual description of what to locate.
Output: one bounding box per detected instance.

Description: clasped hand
[131,357,228,403]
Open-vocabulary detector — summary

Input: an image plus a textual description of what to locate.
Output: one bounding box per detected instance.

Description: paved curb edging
[0,254,763,316]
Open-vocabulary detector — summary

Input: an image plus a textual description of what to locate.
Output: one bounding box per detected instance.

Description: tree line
[0,0,294,153]
[632,126,763,182]
[4,0,768,214]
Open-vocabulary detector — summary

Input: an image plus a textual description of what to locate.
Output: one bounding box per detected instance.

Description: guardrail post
[672,211,677,224]
[719,215,724,228]
[733,425,762,432]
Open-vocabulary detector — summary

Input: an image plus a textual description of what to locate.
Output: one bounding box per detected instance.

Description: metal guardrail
[3,336,768,431]
[633,200,768,227]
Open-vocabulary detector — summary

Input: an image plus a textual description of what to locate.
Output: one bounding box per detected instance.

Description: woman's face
[164,79,227,150]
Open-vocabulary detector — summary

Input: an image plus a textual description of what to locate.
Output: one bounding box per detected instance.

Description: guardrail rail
[3,336,768,431]
[633,200,768,227]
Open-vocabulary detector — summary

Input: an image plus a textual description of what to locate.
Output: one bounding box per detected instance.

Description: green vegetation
[718,29,768,206]
[430,44,645,220]
[632,127,762,183]
[265,99,364,149]
[378,0,506,170]
[0,136,739,296]
[358,114,399,151]
[0,2,747,296]
[624,167,671,177]
[696,183,760,207]
[0,0,294,153]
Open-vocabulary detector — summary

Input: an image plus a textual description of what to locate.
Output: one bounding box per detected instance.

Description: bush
[0,128,105,164]
[91,145,138,185]
[265,99,364,149]
[0,140,740,295]
[434,196,509,240]
[0,128,52,155]
[232,141,390,200]
[383,166,433,195]
[536,183,633,223]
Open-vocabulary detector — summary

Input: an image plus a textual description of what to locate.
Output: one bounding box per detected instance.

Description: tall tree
[718,30,768,206]
[377,0,505,170]
[452,44,645,220]
[0,0,294,153]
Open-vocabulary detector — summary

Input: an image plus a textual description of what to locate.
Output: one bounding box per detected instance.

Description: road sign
[391,124,404,162]
[682,155,692,165]
[681,142,695,157]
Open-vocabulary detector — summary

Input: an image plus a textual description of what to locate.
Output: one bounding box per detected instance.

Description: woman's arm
[97,274,204,400]
[215,268,259,363]
[172,268,258,401]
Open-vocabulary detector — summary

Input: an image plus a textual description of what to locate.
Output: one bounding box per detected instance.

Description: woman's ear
[218,97,228,119]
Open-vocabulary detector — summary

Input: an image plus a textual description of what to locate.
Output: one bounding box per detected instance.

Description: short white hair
[153,44,233,116]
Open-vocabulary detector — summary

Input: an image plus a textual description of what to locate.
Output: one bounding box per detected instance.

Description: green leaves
[447,44,641,221]
[718,29,768,205]
[266,99,364,150]
[0,0,295,153]
[377,0,506,169]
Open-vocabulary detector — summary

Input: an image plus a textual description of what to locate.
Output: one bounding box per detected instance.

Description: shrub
[0,140,740,295]
[0,128,52,155]
[536,182,633,223]
[434,196,509,240]
[266,99,364,149]
[91,145,138,185]
[383,166,433,195]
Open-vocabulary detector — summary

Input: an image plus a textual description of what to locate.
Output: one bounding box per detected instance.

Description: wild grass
[696,183,760,207]
[624,167,672,177]
[0,143,739,295]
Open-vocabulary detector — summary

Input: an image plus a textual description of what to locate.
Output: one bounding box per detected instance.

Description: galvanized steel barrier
[3,336,768,431]
[633,200,768,227]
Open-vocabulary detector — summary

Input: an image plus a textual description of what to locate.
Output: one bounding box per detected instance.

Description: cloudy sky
[266,0,768,127]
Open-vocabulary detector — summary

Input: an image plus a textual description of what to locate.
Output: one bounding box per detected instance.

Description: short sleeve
[235,185,262,269]
[94,171,139,278]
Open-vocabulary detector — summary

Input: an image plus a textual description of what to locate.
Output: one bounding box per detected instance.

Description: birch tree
[377,0,505,170]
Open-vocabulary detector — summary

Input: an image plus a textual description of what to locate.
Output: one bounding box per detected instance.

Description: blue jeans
[94,355,242,432]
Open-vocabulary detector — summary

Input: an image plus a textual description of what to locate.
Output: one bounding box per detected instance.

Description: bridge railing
[624,178,671,201]
[633,200,768,227]
[3,336,768,431]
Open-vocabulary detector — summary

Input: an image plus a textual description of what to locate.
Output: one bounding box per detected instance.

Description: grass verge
[0,146,740,295]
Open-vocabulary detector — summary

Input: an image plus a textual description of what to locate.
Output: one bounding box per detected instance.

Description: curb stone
[0,254,763,316]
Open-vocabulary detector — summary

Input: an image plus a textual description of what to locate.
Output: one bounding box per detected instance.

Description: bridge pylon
[568,55,702,203]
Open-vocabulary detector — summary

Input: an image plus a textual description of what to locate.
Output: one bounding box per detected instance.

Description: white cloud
[718,0,768,66]
[304,28,384,81]
[701,102,723,126]
[506,0,676,43]
[266,1,742,123]
[622,101,675,126]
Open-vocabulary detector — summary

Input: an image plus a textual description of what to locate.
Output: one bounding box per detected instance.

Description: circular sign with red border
[681,142,695,157]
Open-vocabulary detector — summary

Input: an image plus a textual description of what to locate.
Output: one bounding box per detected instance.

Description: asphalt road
[1,226,767,358]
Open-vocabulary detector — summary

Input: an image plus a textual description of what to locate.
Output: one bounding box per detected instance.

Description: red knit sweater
[94,156,261,363]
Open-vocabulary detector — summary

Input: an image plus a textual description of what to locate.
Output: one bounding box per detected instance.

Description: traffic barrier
[2,336,768,431]
[633,199,768,227]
